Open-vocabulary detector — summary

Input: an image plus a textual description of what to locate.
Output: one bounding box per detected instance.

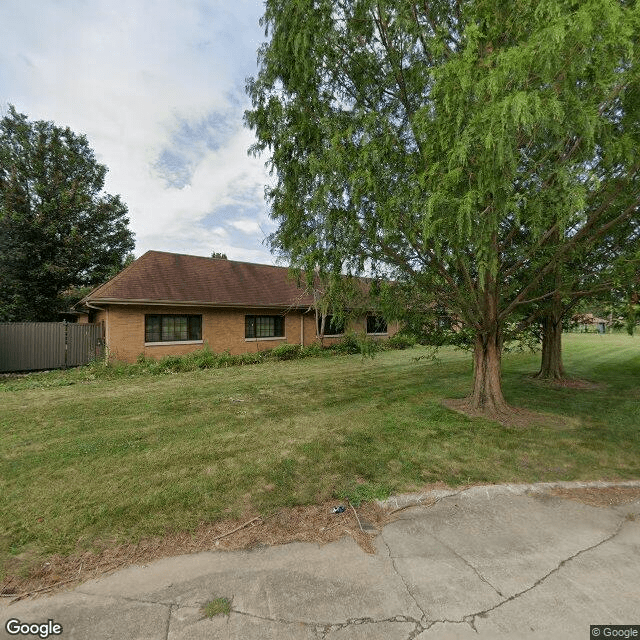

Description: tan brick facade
[99,304,398,364]
[77,252,400,363]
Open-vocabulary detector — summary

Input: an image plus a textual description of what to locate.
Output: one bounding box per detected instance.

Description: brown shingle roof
[83,251,315,308]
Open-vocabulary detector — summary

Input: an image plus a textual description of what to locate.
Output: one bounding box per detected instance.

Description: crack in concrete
[71,588,427,638]
[163,603,174,640]
[70,504,634,638]
[423,530,506,598]
[392,516,629,636]
[232,608,424,638]
[387,489,466,517]
[406,619,429,639]
[379,532,429,623]
[417,618,478,636]
[465,517,627,627]
[323,617,425,640]
[73,589,177,608]
[231,607,321,628]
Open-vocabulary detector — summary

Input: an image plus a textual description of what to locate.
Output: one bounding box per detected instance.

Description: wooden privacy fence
[0,322,104,373]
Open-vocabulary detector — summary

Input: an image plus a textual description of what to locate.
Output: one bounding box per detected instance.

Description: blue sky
[0,0,278,263]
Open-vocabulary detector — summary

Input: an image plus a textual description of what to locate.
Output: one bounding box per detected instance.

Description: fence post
[63,320,68,369]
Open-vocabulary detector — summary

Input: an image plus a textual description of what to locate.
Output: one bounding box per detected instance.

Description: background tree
[513,207,640,379]
[247,0,640,418]
[210,251,228,259]
[626,292,639,335]
[518,115,640,379]
[0,105,135,321]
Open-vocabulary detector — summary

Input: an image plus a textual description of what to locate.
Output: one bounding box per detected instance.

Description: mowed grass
[1,333,639,572]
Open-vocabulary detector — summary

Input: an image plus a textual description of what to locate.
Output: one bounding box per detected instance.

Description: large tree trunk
[534,270,565,379]
[466,273,510,415]
[469,327,509,413]
[535,312,565,379]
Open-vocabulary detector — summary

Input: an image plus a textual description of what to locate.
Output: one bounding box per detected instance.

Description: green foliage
[202,598,231,618]
[1,335,640,579]
[626,294,638,336]
[386,334,417,350]
[268,343,303,360]
[330,333,361,355]
[336,482,391,507]
[356,335,380,359]
[3,334,411,389]
[0,106,135,321]
[300,343,324,358]
[246,0,640,403]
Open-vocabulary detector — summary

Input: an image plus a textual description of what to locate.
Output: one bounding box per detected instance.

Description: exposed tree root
[441,398,573,429]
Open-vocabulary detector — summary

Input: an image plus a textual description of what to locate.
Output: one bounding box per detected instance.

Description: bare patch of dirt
[441,398,579,429]
[548,486,640,508]
[529,376,605,390]
[0,500,393,603]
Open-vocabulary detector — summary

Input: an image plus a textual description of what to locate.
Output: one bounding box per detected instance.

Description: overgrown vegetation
[0,334,416,390]
[1,335,638,582]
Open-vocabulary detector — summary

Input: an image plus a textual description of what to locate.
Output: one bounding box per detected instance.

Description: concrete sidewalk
[2,481,639,640]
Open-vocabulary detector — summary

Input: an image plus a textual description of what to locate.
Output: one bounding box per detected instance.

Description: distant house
[75,251,397,363]
[571,313,608,334]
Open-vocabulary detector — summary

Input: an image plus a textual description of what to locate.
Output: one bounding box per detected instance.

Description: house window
[366,315,388,334]
[245,315,285,338]
[145,315,202,342]
[317,314,345,336]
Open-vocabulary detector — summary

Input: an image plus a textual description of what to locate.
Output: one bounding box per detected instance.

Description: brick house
[76,250,398,363]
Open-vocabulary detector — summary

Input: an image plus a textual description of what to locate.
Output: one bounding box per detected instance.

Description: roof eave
[83,298,313,310]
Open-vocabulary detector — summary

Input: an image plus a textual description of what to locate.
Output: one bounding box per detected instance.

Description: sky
[0,0,279,264]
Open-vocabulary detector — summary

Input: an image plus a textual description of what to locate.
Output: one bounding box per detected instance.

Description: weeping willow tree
[246,0,639,417]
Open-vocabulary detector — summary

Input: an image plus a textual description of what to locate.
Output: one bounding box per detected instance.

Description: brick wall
[103,305,399,363]
[103,305,304,363]
[302,313,399,346]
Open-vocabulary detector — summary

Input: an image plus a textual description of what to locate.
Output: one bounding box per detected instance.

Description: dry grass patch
[1,500,391,602]
[441,398,582,429]
[549,486,640,508]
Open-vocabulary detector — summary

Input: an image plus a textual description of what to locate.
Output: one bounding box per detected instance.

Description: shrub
[300,343,324,358]
[216,351,236,368]
[159,354,197,373]
[386,334,416,350]
[357,335,380,358]
[269,343,302,361]
[331,333,360,355]
[189,343,218,369]
[236,352,263,366]
[54,333,372,384]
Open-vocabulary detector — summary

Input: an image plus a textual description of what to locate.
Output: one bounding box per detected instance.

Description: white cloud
[0,0,277,264]
[229,219,262,234]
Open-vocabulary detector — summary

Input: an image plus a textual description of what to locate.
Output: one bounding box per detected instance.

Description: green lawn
[1,333,639,576]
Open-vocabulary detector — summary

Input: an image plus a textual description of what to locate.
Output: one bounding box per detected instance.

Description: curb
[378,479,640,510]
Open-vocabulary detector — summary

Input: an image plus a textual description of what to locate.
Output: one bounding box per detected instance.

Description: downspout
[85,301,109,362]
[300,313,304,347]
[106,307,110,361]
